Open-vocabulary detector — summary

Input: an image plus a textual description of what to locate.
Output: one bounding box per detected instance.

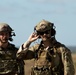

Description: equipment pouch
[31,67,52,75]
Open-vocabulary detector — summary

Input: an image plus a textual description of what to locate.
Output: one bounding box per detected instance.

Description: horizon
[0,0,76,46]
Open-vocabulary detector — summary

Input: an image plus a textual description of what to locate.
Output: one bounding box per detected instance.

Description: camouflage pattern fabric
[31,66,52,75]
[17,38,75,75]
[0,43,24,75]
[0,23,13,32]
[35,19,53,32]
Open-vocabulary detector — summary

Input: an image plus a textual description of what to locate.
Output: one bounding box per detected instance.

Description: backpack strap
[34,41,43,59]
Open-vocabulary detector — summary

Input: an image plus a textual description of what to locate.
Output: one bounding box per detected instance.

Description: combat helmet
[0,23,13,32]
[35,19,54,32]
[0,23,15,41]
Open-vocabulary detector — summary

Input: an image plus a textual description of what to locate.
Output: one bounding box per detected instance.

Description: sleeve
[16,44,39,60]
[60,47,75,75]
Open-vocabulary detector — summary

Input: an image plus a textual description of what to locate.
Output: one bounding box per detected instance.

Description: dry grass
[24,53,76,75]
[72,53,76,75]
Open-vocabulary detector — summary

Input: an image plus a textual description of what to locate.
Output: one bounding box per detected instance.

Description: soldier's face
[0,31,10,43]
[38,30,51,41]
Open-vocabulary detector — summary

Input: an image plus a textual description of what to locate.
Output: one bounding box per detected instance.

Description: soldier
[0,23,24,75]
[17,19,75,75]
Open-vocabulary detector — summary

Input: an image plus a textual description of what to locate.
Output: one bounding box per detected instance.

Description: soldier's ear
[34,26,36,32]
[51,28,56,36]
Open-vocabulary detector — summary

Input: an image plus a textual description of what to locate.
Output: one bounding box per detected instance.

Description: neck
[43,39,53,48]
[0,42,8,48]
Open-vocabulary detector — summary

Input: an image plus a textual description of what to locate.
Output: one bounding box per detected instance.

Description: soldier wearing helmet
[0,23,24,75]
[17,20,75,75]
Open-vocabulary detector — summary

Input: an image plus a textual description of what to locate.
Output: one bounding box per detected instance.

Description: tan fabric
[0,23,13,32]
[35,19,53,32]
[17,38,75,75]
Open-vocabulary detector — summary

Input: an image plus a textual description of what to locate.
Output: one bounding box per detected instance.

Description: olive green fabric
[0,23,13,32]
[35,19,53,32]
[0,43,24,75]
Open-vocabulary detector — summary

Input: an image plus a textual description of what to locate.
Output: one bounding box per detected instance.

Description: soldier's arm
[60,47,75,75]
[17,32,39,59]
[16,41,34,59]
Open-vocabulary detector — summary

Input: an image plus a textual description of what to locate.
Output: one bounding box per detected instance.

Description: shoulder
[55,42,71,54]
[29,44,40,51]
[8,43,18,50]
[34,44,40,49]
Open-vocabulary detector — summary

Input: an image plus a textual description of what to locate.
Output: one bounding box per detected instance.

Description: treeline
[17,46,76,53]
[68,46,76,53]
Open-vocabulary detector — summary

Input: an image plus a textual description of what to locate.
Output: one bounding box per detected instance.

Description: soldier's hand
[28,32,39,42]
[23,33,39,48]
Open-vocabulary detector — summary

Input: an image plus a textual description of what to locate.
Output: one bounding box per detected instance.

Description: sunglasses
[37,30,50,35]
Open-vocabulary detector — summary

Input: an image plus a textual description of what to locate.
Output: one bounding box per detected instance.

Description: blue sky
[0,0,76,46]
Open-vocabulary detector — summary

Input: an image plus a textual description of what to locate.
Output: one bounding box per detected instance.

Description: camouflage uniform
[0,23,24,75]
[17,20,75,75]
[0,43,17,75]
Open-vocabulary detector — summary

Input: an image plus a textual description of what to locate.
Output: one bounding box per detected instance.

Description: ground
[72,53,76,75]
